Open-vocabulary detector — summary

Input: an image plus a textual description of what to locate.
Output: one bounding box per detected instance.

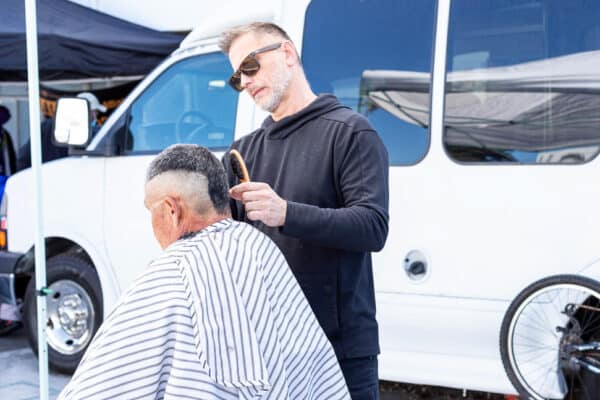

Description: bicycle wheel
[500,275,600,400]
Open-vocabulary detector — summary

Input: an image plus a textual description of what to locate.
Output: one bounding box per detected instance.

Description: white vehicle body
[3,0,600,396]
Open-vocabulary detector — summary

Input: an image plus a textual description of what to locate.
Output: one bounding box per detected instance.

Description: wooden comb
[229,149,250,183]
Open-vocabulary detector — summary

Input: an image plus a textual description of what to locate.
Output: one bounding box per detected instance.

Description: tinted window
[128,53,237,153]
[445,0,600,164]
[302,0,436,165]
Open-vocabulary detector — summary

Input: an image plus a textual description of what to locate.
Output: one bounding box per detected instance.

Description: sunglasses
[228,42,283,92]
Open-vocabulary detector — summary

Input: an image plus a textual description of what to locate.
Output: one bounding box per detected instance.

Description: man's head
[144,144,230,249]
[219,22,302,114]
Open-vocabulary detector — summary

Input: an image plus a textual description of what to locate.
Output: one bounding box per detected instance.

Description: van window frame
[117,51,238,156]
[301,0,438,167]
[442,0,600,166]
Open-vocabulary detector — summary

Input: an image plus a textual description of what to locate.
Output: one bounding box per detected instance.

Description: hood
[261,94,348,139]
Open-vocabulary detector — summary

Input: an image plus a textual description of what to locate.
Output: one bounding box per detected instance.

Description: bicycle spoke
[513,343,557,355]
[538,363,558,397]
[530,295,560,340]
[513,328,556,345]
[517,314,557,335]
[521,362,557,381]
[580,292,600,328]
[520,362,559,398]
[518,354,557,373]
[580,309,600,337]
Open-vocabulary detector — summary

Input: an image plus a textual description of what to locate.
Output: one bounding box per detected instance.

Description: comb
[229,149,250,183]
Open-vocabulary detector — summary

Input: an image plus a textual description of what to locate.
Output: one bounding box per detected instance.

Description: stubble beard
[258,64,293,113]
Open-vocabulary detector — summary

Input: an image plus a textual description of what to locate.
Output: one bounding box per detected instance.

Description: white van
[1,0,600,398]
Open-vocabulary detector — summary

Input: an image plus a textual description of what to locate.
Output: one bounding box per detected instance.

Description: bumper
[0,251,24,320]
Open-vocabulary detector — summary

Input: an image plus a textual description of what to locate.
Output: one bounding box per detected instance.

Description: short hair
[219,22,293,55]
[146,144,229,214]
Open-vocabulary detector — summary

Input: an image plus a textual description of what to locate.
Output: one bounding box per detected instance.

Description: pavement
[0,327,71,400]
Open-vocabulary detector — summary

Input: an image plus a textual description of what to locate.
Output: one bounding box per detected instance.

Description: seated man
[58,144,349,400]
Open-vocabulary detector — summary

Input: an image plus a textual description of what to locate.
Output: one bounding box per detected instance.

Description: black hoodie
[227,94,389,359]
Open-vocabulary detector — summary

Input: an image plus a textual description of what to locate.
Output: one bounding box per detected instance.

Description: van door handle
[408,261,426,276]
[404,250,428,281]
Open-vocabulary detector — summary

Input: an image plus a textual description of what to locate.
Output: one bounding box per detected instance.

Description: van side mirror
[54,98,91,147]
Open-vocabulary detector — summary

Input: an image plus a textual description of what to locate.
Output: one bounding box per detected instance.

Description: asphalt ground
[0,326,506,400]
[0,326,70,400]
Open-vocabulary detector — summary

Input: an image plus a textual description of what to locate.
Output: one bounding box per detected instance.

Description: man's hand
[230,182,287,227]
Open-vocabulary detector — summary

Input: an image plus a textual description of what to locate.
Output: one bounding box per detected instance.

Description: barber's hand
[230,182,287,227]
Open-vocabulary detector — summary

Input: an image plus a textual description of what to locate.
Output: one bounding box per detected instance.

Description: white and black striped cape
[58,219,349,400]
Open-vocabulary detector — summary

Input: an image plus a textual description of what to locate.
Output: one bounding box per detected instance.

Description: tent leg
[24,0,49,399]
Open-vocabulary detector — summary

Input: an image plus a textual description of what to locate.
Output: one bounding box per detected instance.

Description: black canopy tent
[0,0,184,81]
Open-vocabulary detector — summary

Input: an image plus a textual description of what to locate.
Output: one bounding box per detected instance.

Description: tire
[500,274,600,400]
[23,252,103,374]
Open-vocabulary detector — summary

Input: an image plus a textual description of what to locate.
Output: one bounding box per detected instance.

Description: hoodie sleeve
[281,128,389,252]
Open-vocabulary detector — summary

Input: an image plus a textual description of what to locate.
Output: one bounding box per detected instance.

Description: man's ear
[164,196,182,224]
[283,41,297,67]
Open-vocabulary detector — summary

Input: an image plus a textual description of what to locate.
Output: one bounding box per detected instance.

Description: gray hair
[146,144,229,214]
[219,22,293,55]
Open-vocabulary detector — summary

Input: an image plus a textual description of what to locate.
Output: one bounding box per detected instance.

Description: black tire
[500,274,600,400]
[23,252,103,374]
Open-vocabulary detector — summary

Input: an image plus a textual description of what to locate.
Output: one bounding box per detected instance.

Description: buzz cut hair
[146,144,229,214]
[218,22,293,55]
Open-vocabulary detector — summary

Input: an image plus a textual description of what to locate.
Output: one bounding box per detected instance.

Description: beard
[256,63,293,113]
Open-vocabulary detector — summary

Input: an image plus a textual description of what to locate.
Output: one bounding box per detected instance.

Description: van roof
[178,0,281,51]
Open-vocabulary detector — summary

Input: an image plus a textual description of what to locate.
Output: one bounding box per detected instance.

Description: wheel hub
[45,279,95,355]
[559,304,584,371]
[560,333,584,371]
[57,293,89,338]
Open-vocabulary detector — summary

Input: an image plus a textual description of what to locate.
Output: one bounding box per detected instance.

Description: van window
[445,0,600,164]
[302,0,436,165]
[127,52,237,153]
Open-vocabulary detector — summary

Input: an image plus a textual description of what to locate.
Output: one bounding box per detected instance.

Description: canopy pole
[24,1,49,399]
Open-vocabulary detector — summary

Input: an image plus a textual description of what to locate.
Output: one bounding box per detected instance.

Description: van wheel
[499,275,600,400]
[23,252,103,374]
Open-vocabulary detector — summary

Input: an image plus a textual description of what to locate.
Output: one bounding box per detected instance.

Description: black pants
[339,355,380,400]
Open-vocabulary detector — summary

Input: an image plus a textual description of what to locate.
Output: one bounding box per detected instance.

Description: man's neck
[181,212,231,237]
[271,80,317,121]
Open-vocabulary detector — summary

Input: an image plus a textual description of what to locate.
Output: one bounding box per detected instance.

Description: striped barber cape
[58,219,350,400]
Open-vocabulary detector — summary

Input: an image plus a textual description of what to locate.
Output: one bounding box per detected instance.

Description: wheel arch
[14,237,97,302]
